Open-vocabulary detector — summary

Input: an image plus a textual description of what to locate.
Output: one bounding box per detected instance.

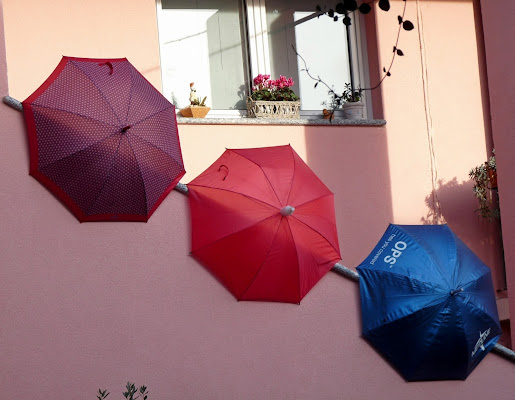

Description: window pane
[159,0,249,110]
[266,1,351,110]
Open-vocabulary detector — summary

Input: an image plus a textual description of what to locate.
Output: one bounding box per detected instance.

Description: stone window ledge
[177,117,386,126]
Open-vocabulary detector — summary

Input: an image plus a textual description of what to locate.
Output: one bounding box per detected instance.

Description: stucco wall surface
[1,1,514,399]
[480,0,515,347]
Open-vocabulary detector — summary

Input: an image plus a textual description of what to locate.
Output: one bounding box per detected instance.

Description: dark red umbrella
[22,57,185,222]
[187,145,341,303]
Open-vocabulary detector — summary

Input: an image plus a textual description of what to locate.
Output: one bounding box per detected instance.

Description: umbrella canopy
[22,56,185,222]
[357,224,501,381]
[187,145,341,303]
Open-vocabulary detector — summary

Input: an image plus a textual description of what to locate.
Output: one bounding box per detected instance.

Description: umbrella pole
[332,263,359,281]
[3,95,22,111]
[3,95,515,364]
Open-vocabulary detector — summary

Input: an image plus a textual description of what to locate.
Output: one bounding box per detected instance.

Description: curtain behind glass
[266,1,351,110]
[160,0,249,110]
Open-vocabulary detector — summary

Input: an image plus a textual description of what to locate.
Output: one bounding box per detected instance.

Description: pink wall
[480,0,515,347]
[1,0,514,398]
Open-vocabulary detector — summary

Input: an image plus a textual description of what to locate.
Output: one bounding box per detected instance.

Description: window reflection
[159,0,249,110]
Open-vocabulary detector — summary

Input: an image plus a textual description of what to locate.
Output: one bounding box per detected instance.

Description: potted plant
[322,83,364,120]
[341,83,364,119]
[180,82,210,118]
[469,149,499,220]
[247,74,300,118]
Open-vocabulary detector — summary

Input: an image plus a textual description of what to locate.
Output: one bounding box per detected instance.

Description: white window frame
[155,0,372,119]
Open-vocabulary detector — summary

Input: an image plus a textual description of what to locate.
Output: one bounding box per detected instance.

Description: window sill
[176,117,386,126]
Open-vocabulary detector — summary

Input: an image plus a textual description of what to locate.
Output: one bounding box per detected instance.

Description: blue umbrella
[357,224,501,381]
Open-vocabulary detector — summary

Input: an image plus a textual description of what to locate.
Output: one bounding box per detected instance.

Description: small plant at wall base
[97,382,148,400]
[469,150,499,220]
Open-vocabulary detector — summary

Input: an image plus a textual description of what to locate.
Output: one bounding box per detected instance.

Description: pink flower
[253,74,264,86]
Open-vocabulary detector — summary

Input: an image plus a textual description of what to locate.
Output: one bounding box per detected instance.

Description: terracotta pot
[486,164,497,189]
[179,106,210,118]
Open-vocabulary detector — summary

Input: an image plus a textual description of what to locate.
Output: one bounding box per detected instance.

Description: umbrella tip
[280,205,295,216]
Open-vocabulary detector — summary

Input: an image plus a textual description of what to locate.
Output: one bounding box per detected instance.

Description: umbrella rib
[192,213,280,255]
[455,299,475,368]
[125,135,148,214]
[129,122,182,161]
[69,61,123,125]
[229,150,284,206]
[284,145,296,205]
[286,219,316,302]
[293,193,334,210]
[290,212,341,259]
[84,135,124,216]
[38,131,120,170]
[395,225,452,289]
[364,294,447,336]
[449,229,460,287]
[188,184,280,210]
[411,300,455,378]
[457,297,501,345]
[131,104,175,128]
[370,268,448,293]
[30,103,120,129]
[239,216,285,300]
[124,66,135,124]
[127,133,185,181]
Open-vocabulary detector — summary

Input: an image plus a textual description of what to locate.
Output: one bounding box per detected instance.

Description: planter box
[342,102,364,120]
[179,106,211,118]
[247,98,300,119]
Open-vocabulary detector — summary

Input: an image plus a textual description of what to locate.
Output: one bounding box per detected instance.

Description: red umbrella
[187,145,341,303]
[22,57,185,222]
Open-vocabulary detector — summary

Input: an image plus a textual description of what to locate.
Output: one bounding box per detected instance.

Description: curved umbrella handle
[218,164,229,181]
[98,61,114,75]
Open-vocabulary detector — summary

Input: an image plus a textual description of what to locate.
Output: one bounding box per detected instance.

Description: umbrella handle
[98,62,114,75]
[218,164,229,180]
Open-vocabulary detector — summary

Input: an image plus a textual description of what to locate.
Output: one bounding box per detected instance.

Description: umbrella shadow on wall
[421,177,505,291]
[302,126,392,323]
[303,126,394,269]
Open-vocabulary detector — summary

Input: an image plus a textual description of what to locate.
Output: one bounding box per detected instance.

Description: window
[156,0,371,118]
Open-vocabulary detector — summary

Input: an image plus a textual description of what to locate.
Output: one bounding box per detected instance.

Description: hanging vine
[296,0,414,118]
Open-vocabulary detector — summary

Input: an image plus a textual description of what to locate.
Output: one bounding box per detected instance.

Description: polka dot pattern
[26,57,185,221]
